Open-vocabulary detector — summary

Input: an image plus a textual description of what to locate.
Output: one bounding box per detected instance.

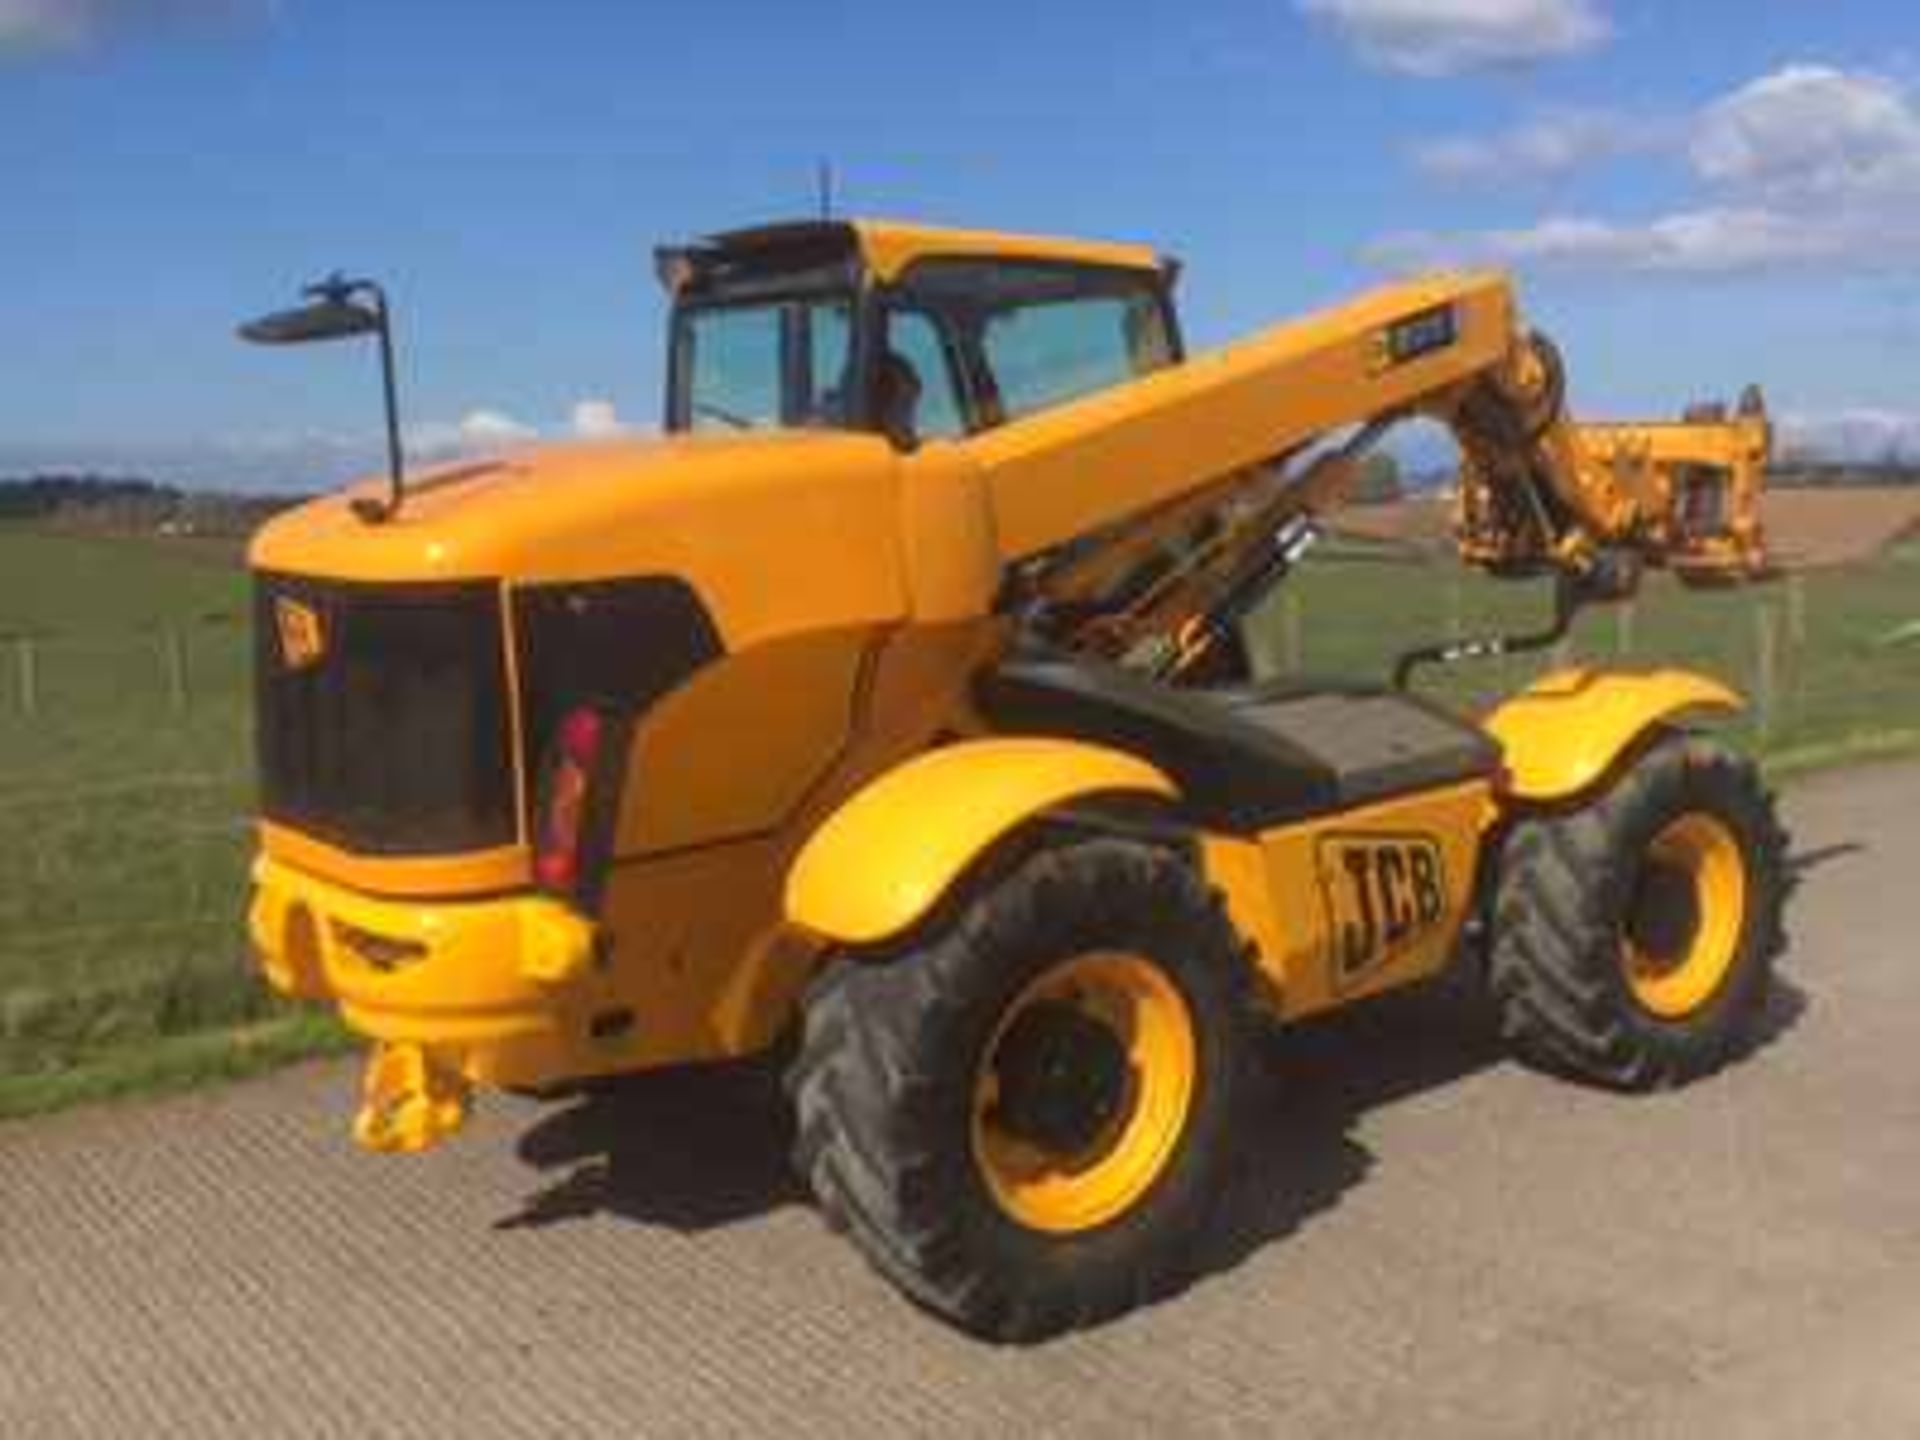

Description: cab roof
[657,218,1169,292]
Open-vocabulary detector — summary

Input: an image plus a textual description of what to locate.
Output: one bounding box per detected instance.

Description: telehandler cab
[243,219,1788,1339]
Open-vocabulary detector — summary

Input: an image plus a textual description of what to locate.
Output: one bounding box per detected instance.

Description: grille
[253,573,516,855]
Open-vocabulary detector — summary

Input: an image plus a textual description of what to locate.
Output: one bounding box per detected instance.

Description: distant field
[1,521,1917,1118]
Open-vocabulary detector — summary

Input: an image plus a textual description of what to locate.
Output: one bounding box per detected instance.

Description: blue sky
[3,0,1918,488]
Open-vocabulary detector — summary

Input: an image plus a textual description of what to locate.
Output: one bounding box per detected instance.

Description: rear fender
[1484,667,1743,803]
[784,737,1178,946]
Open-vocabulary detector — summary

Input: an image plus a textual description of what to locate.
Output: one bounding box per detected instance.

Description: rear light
[535,705,607,896]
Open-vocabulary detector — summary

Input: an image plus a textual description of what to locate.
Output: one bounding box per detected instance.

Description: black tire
[786,837,1257,1341]
[1487,732,1790,1089]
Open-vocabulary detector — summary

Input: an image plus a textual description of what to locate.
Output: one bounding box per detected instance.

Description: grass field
[0,525,350,1117]
[1,523,1916,1120]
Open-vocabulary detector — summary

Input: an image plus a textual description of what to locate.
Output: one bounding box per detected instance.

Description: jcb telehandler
[242,220,1787,1339]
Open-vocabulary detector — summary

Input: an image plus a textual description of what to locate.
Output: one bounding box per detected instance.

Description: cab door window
[983,289,1171,421]
[886,259,1177,430]
[677,297,854,431]
[879,309,968,441]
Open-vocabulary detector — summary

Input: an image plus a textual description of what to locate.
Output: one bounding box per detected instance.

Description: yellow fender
[1484,667,1744,802]
[786,737,1177,945]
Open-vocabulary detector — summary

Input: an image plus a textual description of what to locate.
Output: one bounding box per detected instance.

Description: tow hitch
[353,1042,472,1153]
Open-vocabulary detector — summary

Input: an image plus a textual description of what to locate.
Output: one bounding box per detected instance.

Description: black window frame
[875,257,1185,438]
[666,286,872,434]
[662,246,1184,450]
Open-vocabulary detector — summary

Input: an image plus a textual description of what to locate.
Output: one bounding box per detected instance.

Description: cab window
[675,297,854,431]
[984,294,1167,421]
[886,260,1176,431]
[880,310,966,440]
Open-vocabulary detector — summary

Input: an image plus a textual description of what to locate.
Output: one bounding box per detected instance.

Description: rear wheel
[1488,733,1789,1089]
[787,838,1255,1340]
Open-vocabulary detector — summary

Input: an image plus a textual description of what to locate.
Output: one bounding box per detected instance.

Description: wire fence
[1249,557,1920,760]
[4,552,1916,1070]
[1,619,258,1069]
[0,615,247,719]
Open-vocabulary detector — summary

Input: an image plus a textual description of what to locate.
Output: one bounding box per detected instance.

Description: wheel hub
[988,998,1132,1155]
[1628,860,1701,962]
[970,950,1199,1235]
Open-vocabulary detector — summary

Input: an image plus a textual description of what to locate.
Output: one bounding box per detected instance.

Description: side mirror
[238,296,381,346]
[237,273,407,523]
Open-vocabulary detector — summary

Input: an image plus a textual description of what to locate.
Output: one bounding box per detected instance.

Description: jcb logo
[1317,833,1447,985]
[274,597,326,671]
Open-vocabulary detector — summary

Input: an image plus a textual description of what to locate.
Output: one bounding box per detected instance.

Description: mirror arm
[368,286,405,524]
[241,272,409,524]
[309,276,404,525]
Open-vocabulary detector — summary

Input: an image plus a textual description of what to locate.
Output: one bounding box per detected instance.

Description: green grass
[1246,538,1920,760]
[0,523,1916,1122]
[0,1011,357,1122]
[0,525,303,1119]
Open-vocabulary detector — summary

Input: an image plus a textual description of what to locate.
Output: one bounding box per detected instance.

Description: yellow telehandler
[241,220,1787,1339]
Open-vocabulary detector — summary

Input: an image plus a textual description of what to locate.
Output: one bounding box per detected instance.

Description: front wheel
[786,838,1256,1340]
[1487,733,1790,1089]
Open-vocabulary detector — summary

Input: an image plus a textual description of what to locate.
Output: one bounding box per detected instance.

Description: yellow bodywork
[250,851,599,1147]
[847,218,1161,284]
[970,272,1518,560]
[250,854,595,1063]
[1485,668,1743,802]
[786,738,1176,945]
[242,217,1773,1152]
[1204,780,1496,1019]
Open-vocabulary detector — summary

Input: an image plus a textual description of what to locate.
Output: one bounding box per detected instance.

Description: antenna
[817,159,835,220]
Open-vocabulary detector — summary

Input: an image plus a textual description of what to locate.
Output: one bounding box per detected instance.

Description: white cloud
[1381,63,1920,276]
[1298,0,1609,77]
[460,409,538,445]
[1369,206,1892,275]
[408,409,539,459]
[1412,109,1669,183]
[570,398,628,438]
[0,0,85,49]
[1692,65,1920,204]
[0,0,258,54]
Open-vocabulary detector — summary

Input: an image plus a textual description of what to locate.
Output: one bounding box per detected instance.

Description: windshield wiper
[692,400,754,430]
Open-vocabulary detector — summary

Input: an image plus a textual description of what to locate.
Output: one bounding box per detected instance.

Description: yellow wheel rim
[1623,811,1749,1019]
[970,951,1197,1235]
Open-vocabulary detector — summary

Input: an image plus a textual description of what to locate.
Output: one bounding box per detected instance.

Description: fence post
[163,627,189,714]
[15,637,36,717]
[1754,602,1779,745]
[1786,572,1807,648]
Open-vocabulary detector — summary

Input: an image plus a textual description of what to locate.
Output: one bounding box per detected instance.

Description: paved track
[5,763,1919,1438]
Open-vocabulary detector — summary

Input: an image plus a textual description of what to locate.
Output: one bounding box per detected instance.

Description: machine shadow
[500,1053,806,1233]
[496,964,1809,1321]
[1788,839,1865,880]
[496,981,1504,1267]
[1190,981,1500,1284]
